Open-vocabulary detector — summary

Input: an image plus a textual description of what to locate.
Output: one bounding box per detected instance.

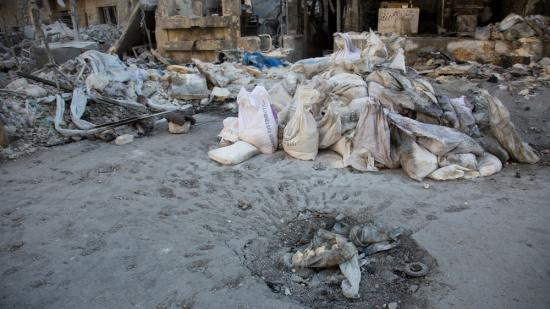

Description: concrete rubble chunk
[115,134,134,145]
[210,87,231,102]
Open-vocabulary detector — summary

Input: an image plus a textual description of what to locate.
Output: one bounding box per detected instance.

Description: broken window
[98,6,118,25]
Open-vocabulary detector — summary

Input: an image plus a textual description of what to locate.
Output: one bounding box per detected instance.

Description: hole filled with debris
[244,210,438,309]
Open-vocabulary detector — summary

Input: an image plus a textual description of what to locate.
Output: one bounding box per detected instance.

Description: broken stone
[115,134,134,145]
[210,87,231,102]
[168,121,191,134]
[167,65,191,74]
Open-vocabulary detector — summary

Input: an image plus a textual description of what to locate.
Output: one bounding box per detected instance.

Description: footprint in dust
[197,244,215,251]
[158,186,176,199]
[155,290,196,309]
[74,232,106,256]
[179,179,200,189]
[444,204,470,213]
[401,208,418,218]
[123,255,137,271]
[186,258,211,273]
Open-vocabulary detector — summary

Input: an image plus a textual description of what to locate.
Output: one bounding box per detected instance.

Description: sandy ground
[1,89,550,308]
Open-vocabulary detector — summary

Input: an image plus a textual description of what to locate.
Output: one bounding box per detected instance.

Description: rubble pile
[0,46,281,160]
[80,24,123,45]
[476,14,550,41]
[210,31,540,181]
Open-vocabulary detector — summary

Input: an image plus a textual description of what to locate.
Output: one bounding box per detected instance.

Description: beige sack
[283,100,319,160]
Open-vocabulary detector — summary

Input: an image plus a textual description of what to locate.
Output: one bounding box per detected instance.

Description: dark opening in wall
[98,6,118,25]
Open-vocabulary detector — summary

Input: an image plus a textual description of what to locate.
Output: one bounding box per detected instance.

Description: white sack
[283,99,319,160]
[238,86,278,154]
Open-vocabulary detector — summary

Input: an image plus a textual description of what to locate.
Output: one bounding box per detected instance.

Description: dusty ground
[1,86,550,308]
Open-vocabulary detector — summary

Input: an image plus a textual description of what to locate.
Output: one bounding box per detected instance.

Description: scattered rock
[168,121,191,134]
[115,134,134,145]
[211,87,231,102]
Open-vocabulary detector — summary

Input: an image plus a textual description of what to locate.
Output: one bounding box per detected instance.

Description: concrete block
[34,41,99,67]
[238,36,261,52]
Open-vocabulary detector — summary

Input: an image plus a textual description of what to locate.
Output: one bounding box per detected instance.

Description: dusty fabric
[349,99,399,170]
[268,83,292,113]
[396,131,439,181]
[477,135,510,163]
[484,90,539,163]
[348,222,402,247]
[318,105,343,149]
[388,112,484,156]
[291,229,357,268]
[218,117,239,143]
[237,86,278,154]
[208,141,259,165]
[328,73,368,103]
[478,152,503,177]
[283,98,319,160]
[438,153,478,170]
[428,164,471,181]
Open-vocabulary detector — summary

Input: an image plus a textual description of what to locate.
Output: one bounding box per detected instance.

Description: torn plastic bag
[291,229,357,268]
[54,95,102,136]
[268,83,292,113]
[318,104,342,149]
[70,88,95,130]
[208,141,259,165]
[362,241,399,256]
[484,90,539,163]
[388,112,484,156]
[237,86,278,154]
[348,99,400,170]
[428,164,471,181]
[438,153,477,170]
[79,50,131,82]
[395,129,439,181]
[328,73,368,103]
[478,152,502,177]
[283,96,319,160]
[348,222,403,247]
[242,51,284,70]
[218,117,239,143]
[339,254,361,299]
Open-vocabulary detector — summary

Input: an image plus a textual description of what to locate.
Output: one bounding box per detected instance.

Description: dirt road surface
[1,111,550,308]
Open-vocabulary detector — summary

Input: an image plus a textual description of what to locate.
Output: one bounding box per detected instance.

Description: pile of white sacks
[209,32,539,181]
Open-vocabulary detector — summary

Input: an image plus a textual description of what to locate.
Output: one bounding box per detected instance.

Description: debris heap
[210,32,540,181]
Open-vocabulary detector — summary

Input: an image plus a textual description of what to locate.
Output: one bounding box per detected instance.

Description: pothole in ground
[243,210,439,309]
